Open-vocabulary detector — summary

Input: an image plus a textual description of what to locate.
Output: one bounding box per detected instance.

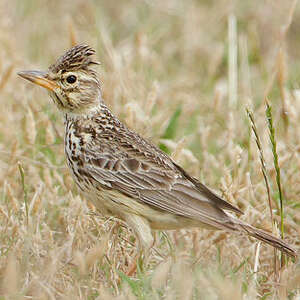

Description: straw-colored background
[0,0,299,298]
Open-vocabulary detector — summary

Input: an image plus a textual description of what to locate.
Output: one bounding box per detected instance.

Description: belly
[83,185,202,230]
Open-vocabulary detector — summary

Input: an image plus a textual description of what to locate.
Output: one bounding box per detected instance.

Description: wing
[78,123,242,229]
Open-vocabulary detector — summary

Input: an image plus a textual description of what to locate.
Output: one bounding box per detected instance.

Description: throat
[64,103,108,122]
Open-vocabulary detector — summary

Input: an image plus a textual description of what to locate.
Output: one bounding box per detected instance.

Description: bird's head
[18,44,101,114]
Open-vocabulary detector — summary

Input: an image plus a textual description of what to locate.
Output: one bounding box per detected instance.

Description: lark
[18,44,296,258]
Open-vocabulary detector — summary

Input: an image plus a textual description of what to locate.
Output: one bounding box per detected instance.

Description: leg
[123,213,154,252]
[123,213,154,275]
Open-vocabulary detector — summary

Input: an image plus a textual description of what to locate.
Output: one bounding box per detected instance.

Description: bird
[18,44,297,259]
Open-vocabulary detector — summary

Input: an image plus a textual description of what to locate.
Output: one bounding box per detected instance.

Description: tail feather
[235,220,297,258]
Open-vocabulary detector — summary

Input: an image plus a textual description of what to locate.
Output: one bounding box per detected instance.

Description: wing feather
[81,152,238,229]
[78,123,242,228]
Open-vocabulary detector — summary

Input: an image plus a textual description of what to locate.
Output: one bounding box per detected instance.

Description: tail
[234,220,297,258]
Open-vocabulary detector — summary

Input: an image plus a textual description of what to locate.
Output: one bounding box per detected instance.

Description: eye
[66,75,77,84]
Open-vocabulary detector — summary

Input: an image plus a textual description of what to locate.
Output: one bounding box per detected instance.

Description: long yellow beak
[18,70,58,91]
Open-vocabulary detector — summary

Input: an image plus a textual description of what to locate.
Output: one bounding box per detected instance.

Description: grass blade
[246,107,278,276]
[265,101,284,240]
[18,161,28,226]
[159,106,182,154]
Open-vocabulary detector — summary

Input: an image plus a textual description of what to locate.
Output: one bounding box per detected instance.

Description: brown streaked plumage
[18,44,297,258]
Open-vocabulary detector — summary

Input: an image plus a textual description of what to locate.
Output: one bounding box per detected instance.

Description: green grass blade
[265,101,284,240]
[159,106,182,153]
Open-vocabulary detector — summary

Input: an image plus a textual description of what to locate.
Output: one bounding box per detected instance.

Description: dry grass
[0,0,299,299]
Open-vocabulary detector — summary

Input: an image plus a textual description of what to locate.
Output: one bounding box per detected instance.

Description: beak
[18,70,58,91]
